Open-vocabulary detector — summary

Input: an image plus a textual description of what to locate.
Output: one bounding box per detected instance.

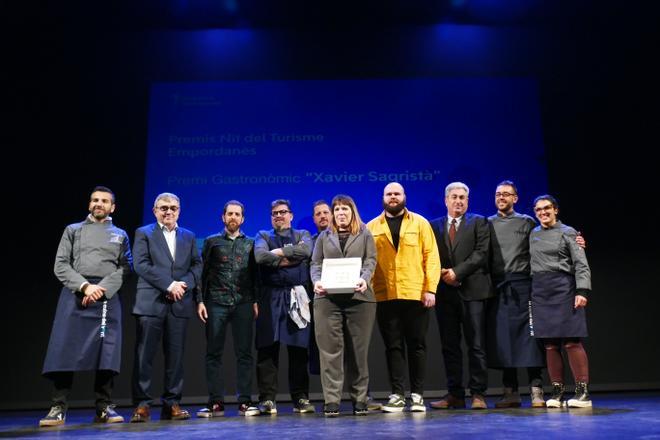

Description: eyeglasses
[495,192,516,198]
[271,209,291,217]
[157,205,180,212]
[534,204,554,213]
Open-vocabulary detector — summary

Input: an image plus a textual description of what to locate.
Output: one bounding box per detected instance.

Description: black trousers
[436,291,488,397]
[256,342,309,402]
[502,367,543,389]
[376,299,430,396]
[132,312,188,407]
[46,370,115,411]
[205,302,254,404]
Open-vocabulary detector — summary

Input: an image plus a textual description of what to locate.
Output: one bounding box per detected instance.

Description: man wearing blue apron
[254,199,315,415]
[40,186,132,427]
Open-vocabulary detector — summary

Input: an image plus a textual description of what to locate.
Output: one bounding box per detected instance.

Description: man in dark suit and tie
[129,193,203,422]
[430,182,494,410]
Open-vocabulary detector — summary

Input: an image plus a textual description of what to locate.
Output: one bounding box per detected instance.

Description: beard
[383,198,406,216]
[90,207,109,220]
[225,221,240,233]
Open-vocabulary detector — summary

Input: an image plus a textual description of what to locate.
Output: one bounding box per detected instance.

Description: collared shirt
[87,214,112,223]
[199,230,257,305]
[367,209,441,301]
[530,221,591,291]
[54,216,132,299]
[447,215,463,232]
[158,222,178,260]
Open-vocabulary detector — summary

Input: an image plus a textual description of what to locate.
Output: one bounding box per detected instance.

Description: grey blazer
[310,225,377,302]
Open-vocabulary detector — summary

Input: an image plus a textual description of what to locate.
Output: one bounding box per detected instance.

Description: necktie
[449,219,457,244]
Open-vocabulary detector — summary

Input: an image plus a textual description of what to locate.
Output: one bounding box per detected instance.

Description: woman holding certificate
[311,194,377,417]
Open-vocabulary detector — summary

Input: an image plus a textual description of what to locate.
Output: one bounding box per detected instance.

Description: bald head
[384,182,405,196]
[383,182,407,216]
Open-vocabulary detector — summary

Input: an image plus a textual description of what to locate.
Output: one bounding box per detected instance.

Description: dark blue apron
[487,273,545,368]
[531,271,588,339]
[43,278,122,374]
[256,230,311,349]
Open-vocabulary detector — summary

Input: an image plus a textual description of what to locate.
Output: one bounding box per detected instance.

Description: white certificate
[320,257,362,294]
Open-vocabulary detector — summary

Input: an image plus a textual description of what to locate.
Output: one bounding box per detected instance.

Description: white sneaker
[382,394,405,413]
[410,393,426,412]
[258,400,277,415]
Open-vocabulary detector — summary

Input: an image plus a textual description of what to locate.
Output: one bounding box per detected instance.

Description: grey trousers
[314,297,376,405]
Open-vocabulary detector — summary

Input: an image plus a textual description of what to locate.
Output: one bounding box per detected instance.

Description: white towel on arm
[289,285,311,329]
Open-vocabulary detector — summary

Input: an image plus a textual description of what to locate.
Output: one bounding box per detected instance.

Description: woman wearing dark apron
[530,195,592,408]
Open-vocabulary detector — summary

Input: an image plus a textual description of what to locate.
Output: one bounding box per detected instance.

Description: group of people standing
[38,179,593,427]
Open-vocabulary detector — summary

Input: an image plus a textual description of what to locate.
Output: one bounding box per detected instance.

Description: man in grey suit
[430,182,494,410]
[129,193,202,422]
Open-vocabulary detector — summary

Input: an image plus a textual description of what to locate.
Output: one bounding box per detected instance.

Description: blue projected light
[144,79,547,239]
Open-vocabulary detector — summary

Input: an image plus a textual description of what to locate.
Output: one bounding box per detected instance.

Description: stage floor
[2,392,660,439]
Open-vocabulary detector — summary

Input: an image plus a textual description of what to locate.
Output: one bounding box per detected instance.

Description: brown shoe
[430,394,466,409]
[530,386,547,408]
[495,388,521,409]
[130,406,150,423]
[471,394,487,410]
[161,403,191,420]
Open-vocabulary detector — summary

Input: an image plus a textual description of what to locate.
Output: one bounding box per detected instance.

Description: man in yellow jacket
[367,182,441,413]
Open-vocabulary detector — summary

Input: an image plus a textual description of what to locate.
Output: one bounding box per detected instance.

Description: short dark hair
[533,194,559,209]
[91,185,115,203]
[224,200,245,215]
[271,199,292,212]
[312,199,329,212]
[496,180,518,195]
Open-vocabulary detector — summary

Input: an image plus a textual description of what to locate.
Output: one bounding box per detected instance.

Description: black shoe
[546,383,565,408]
[39,405,66,427]
[196,402,224,418]
[238,402,260,417]
[293,398,315,413]
[353,402,368,416]
[568,382,592,408]
[94,405,124,423]
[324,402,340,417]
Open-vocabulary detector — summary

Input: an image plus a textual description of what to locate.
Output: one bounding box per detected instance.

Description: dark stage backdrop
[5,12,659,410]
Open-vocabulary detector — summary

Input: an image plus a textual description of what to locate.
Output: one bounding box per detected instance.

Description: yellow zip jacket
[367,209,441,302]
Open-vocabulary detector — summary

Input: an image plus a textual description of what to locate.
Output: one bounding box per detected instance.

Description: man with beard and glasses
[366,182,440,413]
[129,193,202,423]
[40,186,132,427]
[254,199,315,415]
[195,200,260,418]
[487,182,586,409]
